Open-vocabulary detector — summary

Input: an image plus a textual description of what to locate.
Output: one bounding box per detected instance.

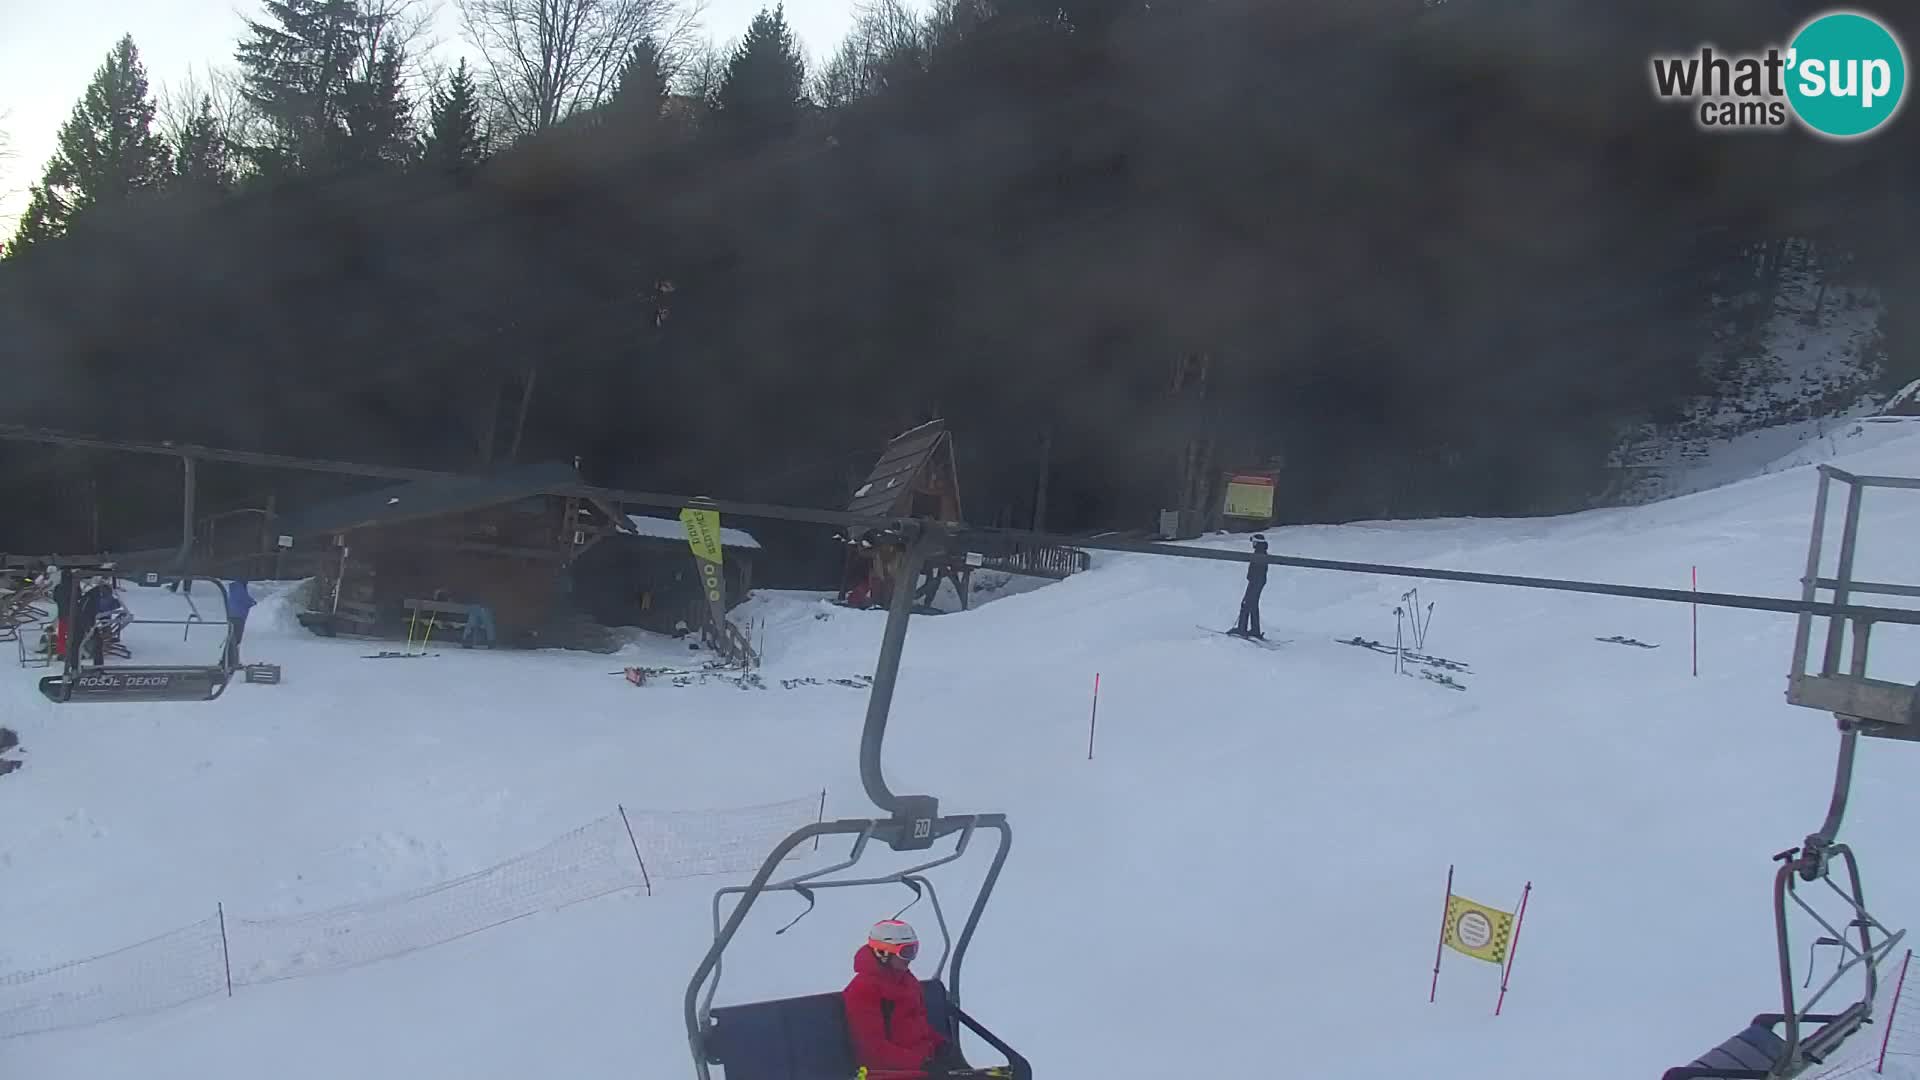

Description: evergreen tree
[331,41,415,171]
[4,35,171,251]
[172,96,235,192]
[234,0,363,175]
[420,58,488,178]
[4,185,66,257]
[609,38,669,124]
[712,6,809,143]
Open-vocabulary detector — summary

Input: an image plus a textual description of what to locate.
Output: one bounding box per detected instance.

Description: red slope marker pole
[1495,881,1532,1016]
[1692,566,1699,678]
[1431,864,1453,1003]
[1087,673,1101,760]
[1876,948,1911,1073]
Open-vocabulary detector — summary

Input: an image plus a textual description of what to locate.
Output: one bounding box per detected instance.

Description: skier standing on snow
[843,919,969,1077]
[1232,534,1269,639]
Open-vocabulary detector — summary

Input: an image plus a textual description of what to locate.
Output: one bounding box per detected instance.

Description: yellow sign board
[1222,473,1276,520]
[1442,893,1515,966]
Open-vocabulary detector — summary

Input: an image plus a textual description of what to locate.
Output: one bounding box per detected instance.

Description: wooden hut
[569,513,761,635]
[275,462,626,647]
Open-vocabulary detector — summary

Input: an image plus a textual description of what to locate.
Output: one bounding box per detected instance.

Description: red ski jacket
[842,946,947,1071]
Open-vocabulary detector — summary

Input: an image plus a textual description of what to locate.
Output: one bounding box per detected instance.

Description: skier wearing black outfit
[1233,534,1269,638]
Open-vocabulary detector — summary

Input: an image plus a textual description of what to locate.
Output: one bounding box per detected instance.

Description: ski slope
[4,431,1920,1080]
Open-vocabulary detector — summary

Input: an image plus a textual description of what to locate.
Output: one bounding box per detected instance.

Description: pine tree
[4,186,67,257]
[4,35,171,251]
[712,6,810,143]
[172,96,235,192]
[420,58,487,178]
[608,37,668,127]
[234,0,363,175]
[330,40,415,171]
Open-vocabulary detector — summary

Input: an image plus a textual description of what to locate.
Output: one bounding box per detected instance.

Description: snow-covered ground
[5,429,1920,1079]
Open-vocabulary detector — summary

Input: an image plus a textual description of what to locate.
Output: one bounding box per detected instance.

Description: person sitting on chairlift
[843,919,968,1078]
[74,578,118,667]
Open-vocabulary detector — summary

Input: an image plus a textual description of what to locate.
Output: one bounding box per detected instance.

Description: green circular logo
[1786,11,1907,139]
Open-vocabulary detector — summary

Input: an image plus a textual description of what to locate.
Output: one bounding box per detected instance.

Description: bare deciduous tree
[456,0,704,139]
[813,0,928,108]
[675,37,727,105]
[359,0,445,95]
[158,67,252,156]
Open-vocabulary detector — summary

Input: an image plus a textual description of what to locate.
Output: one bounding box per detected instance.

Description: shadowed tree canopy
[0,0,1915,567]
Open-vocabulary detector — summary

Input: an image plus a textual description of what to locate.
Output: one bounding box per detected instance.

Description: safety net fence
[0,794,821,1040]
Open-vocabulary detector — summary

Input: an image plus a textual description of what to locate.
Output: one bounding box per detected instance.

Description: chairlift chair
[1663,467,1916,1079]
[685,523,1032,1080]
[37,567,236,704]
[687,813,1032,1080]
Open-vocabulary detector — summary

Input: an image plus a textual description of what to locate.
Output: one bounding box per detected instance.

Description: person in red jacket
[842,919,968,1077]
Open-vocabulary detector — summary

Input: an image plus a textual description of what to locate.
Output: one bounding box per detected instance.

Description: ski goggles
[871,939,919,962]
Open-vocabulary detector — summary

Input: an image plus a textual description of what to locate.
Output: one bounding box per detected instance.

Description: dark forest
[1,0,1916,582]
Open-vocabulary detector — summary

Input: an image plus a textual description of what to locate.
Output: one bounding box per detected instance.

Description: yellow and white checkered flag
[1443,894,1515,966]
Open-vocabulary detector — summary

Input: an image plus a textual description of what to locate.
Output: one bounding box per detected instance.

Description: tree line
[0,0,1915,570]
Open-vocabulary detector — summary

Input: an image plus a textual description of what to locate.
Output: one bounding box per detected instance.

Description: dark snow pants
[1236,581,1264,635]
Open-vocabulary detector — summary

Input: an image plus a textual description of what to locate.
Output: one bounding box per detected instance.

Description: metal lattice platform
[1786,465,1920,739]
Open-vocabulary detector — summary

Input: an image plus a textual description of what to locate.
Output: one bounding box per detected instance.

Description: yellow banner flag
[1443,894,1515,966]
[680,508,723,567]
[680,508,727,633]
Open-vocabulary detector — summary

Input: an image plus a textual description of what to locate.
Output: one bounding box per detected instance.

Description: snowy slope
[4,431,1920,1079]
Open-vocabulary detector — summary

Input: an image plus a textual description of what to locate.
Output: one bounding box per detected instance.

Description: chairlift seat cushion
[920,979,953,1040]
[708,980,956,1080]
[708,990,854,1080]
[1662,1022,1786,1079]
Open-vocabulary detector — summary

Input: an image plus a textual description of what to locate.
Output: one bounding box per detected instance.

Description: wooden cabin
[274,462,626,647]
[570,513,761,635]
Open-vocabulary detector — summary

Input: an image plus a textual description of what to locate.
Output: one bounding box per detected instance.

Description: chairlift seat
[1661,1021,1786,1079]
[36,665,232,703]
[1662,1004,1871,1080]
[706,979,984,1080]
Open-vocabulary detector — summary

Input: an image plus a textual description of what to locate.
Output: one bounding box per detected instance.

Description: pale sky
[0,0,878,231]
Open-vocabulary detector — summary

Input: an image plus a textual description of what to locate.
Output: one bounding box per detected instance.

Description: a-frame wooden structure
[841,419,971,610]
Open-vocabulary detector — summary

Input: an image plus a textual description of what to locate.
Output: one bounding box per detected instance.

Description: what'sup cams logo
[1649,9,1907,139]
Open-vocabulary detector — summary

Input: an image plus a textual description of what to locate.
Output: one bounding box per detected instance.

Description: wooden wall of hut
[332,499,571,641]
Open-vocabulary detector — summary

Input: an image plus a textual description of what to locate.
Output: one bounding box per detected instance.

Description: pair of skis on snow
[1338,635,1470,691]
[1196,625,1290,650]
[1199,626,1472,693]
